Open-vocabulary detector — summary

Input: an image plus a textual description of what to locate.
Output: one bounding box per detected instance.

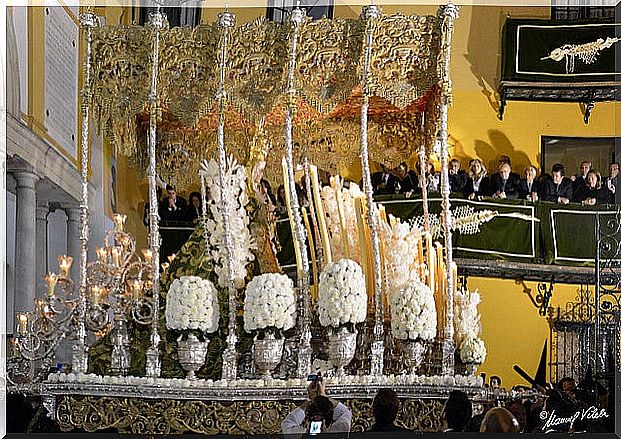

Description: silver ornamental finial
[79,12,99,29]
[361,4,381,21]
[289,7,306,26]
[148,10,168,29]
[440,2,460,20]
[218,10,236,29]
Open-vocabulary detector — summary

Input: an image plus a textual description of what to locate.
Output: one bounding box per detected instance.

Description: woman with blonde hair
[464,159,490,200]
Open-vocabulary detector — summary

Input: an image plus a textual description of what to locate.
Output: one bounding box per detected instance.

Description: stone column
[36,201,49,296]
[65,206,81,281]
[14,170,40,313]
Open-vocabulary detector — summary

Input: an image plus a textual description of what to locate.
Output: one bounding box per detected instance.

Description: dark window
[541,136,619,178]
[266,0,333,24]
[551,5,614,20]
[136,6,201,27]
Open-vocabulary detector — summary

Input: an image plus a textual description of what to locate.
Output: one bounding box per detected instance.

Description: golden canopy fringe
[90,12,445,189]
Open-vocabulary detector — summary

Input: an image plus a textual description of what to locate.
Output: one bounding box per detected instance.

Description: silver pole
[216,10,239,381]
[285,7,312,379]
[437,2,459,376]
[418,112,430,233]
[73,11,99,374]
[360,4,384,377]
[145,9,166,377]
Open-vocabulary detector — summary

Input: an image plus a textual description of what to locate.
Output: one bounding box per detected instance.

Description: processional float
[9,3,505,434]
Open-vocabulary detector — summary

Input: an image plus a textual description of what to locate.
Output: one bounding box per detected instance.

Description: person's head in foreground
[371,388,401,431]
[480,407,520,433]
[443,390,472,432]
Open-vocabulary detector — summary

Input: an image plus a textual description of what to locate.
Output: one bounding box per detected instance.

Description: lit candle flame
[96,247,107,263]
[16,313,29,335]
[112,213,127,232]
[142,249,153,263]
[111,247,121,267]
[58,255,73,277]
[44,272,58,296]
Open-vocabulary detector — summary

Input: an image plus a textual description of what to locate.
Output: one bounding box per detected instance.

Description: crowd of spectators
[371,156,619,206]
[280,373,612,436]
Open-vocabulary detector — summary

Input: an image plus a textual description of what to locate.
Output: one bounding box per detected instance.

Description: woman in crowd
[464,159,490,200]
[574,170,614,205]
[187,191,202,225]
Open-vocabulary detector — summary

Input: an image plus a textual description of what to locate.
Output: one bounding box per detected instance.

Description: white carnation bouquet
[454,289,485,363]
[390,280,437,341]
[243,273,297,335]
[200,156,256,289]
[379,216,422,297]
[321,183,362,264]
[165,276,220,337]
[318,258,367,328]
[459,335,487,364]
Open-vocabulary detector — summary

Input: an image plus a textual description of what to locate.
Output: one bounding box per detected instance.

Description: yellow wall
[470,278,584,388]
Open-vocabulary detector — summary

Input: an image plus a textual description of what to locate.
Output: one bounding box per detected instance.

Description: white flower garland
[165,276,219,333]
[243,273,297,332]
[321,184,362,264]
[318,258,367,328]
[459,335,487,364]
[390,281,437,341]
[50,370,484,388]
[200,156,256,289]
[379,216,422,297]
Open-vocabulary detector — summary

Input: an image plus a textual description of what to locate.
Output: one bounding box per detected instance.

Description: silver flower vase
[177,333,210,380]
[254,331,284,378]
[328,326,357,376]
[402,339,427,375]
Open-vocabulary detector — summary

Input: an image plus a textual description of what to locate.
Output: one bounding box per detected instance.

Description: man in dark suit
[159,184,187,222]
[371,163,398,196]
[572,160,591,192]
[541,164,573,204]
[488,163,521,199]
[449,159,468,195]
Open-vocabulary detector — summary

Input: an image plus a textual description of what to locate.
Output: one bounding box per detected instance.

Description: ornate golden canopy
[90,12,444,188]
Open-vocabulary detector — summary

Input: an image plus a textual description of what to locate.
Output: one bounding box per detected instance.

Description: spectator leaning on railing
[540,163,573,204]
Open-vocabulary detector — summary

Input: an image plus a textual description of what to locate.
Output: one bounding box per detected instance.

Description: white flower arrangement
[318,258,367,328]
[379,216,422,297]
[243,273,297,333]
[454,289,486,364]
[390,280,437,341]
[459,335,487,364]
[200,156,256,289]
[454,289,482,347]
[165,276,219,334]
[321,183,363,264]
